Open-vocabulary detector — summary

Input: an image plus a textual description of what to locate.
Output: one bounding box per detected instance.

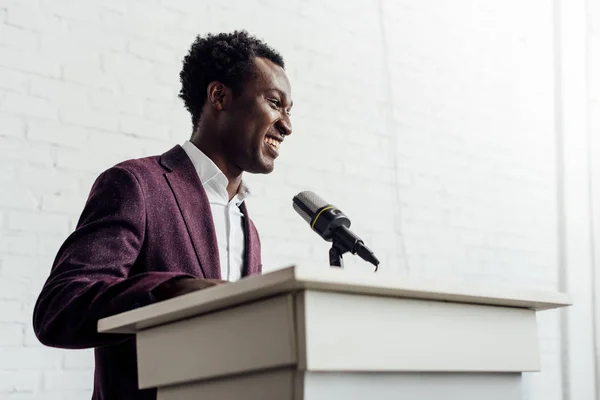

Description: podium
[98,265,571,400]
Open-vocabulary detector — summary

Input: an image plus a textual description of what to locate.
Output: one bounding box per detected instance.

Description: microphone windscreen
[293,190,328,224]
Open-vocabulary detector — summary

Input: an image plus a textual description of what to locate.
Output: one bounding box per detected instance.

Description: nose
[277,114,292,137]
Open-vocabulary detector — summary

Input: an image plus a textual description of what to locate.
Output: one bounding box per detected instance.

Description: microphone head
[292,190,379,269]
[292,190,328,224]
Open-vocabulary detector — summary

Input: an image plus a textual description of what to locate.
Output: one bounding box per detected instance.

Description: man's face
[220,57,293,174]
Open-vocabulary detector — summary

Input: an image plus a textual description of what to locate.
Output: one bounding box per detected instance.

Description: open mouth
[264,136,281,152]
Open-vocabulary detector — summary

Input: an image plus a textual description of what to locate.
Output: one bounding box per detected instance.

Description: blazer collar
[159,145,260,279]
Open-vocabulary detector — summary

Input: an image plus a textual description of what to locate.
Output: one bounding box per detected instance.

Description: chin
[243,159,275,174]
[255,163,275,174]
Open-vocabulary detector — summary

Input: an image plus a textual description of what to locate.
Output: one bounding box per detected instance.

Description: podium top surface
[98,265,571,334]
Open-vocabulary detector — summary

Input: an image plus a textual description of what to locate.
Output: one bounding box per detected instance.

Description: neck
[190,130,242,201]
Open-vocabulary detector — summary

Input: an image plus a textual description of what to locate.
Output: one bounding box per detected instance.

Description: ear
[206,81,232,111]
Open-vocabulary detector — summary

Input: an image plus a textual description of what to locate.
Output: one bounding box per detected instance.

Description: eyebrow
[269,88,293,108]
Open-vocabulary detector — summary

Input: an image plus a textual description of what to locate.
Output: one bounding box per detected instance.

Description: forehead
[247,57,291,96]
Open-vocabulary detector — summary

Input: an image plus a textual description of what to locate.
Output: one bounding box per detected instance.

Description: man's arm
[32,166,198,349]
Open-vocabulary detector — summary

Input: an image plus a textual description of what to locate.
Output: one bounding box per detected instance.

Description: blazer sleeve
[33,165,194,349]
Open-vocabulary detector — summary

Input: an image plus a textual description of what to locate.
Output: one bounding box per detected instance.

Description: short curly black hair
[178,30,285,131]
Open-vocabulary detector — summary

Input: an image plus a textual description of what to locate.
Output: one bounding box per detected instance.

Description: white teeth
[265,137,280,150]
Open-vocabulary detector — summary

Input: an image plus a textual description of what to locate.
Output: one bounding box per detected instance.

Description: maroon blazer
[33,145,262,400]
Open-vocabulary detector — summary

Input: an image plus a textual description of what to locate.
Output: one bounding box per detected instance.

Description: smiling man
[32,31,292,400]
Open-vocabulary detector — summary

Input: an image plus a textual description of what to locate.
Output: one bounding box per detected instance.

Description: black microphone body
[293,191,380,268]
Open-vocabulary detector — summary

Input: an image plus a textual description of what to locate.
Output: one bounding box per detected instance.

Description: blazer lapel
[160,145,221,280]
[240,202,262,277]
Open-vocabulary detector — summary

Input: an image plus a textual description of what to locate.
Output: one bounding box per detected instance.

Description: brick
[0,371,41,392]
[97,0,127,14]
[144,100,179,122]
[120,116,170,140]
[0,138,55,166]
[38,0,101,24]
[102,53,154,80]
[0,323,23,346]
[43,371,94,390]
[17,301,40,325]
[41,193,85,214]
[59,105,119,131]
[152,64,179,86]
[62,350,94,370]
[85,129,145,155]
[128,39,176,63]
[0,232,38,255]
[157,0,203,13]
[0,23,39,49]
[152,27,194,50]
[127,2,182,28]
[0,47,60,77]
[23,323,41,347]
[0,393,56,400]
[38,37,100,69]
[17,165,78,193]
[7,211,70,235]
[38,234,66,257]
[0,347,62,370]
[0,93,58,120]
[6,4,62,32]
[65,20,127,52]
[0,301,21,323]
[55,147,123,174]
[0,0,21,7]
[0,67,29,93]
[59,391,95,400]
[139,136,176,156]
[26,120,88,148]
[0,255,46,279]
[28,76,89,108]
[121,78,175,101]
[0,278,28,300]
[62,63,117,91]
[168,121,190,140]
[89,92,143,115]
[0,158,17,183]
[0,114,25,138]
[0,187,38,210]
[26,278,48,301]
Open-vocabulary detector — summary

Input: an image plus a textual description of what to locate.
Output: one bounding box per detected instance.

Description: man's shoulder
[90,145,186,192]
[112,153,163,176]
[87,154,163,195]
[108,145,184,178]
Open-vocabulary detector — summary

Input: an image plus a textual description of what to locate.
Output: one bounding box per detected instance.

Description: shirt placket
[224,202,232,281]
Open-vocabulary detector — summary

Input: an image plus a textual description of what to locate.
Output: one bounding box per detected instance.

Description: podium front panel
[299,290,540,372]
[137,294,297,389]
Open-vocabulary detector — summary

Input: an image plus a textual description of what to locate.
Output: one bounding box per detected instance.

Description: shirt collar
[181,140,250,205]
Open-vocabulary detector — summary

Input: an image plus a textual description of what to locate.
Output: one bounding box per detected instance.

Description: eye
[268,98,281,108]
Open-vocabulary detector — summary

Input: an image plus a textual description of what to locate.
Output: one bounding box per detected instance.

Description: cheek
[234,102,278,145]
[248,111,276,141]
[256,102,279,123]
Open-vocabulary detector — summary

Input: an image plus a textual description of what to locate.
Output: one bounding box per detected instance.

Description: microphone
[292,190,380,268]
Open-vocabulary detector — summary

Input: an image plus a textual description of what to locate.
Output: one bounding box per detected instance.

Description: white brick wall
[588,0,600,399]
[0,0,597,398]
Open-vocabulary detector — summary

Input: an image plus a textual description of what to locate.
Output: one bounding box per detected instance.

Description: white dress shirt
[181,140,250,282]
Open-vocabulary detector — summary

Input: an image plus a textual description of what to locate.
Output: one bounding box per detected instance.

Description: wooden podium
[98,265,571,400]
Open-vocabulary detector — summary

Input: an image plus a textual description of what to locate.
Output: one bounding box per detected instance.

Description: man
[32,30,293,399]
